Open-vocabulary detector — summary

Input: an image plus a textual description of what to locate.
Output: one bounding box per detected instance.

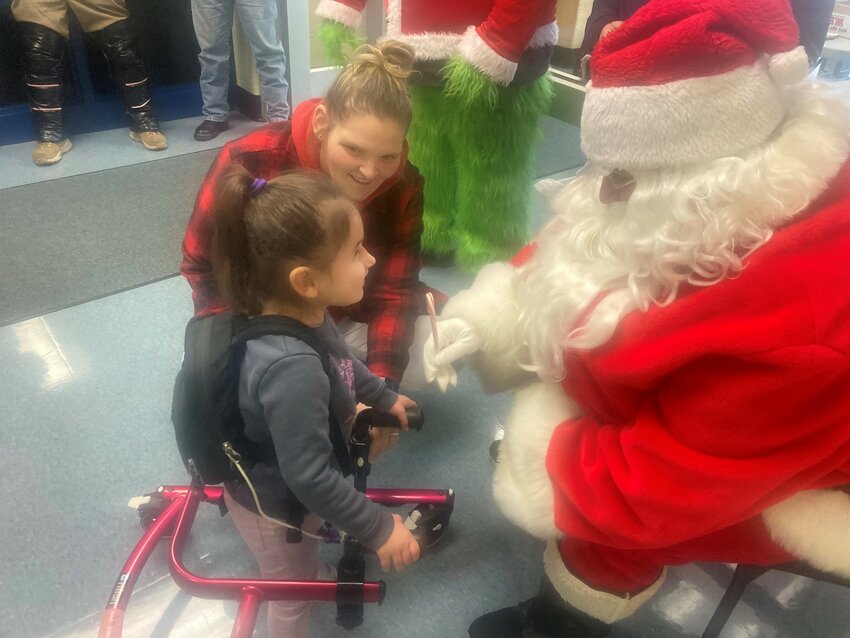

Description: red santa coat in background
[316,0,558,85]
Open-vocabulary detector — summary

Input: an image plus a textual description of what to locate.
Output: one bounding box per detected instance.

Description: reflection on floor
[1,118,849,638]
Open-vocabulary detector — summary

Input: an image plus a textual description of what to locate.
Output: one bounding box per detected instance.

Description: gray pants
[338,315,433,392]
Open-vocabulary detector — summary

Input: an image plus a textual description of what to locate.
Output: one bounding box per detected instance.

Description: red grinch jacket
[517,161,850,551]
[316,0,558,85]
[181,98,430,383]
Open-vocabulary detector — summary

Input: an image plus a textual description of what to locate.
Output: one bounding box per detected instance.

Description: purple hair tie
[250,177,268,197]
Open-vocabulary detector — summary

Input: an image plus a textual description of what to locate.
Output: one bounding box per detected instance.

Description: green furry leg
[452,75,553,270]
[408,85,458,257]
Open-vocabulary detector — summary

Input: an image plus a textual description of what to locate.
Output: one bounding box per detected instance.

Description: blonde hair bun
[349,40,415,82]
[325,39,415,127]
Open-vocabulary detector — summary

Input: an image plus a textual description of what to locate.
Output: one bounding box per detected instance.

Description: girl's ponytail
[211,164,258,315]
[210,166,353,316]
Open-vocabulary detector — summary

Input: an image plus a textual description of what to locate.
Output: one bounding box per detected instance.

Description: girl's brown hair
[211,165,353,315]
[325,39,415,129]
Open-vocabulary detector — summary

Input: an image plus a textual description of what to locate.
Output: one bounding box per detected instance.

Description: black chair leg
[701,564,770,638]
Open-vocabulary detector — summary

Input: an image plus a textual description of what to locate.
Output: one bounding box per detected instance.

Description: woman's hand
[375,513,421,572]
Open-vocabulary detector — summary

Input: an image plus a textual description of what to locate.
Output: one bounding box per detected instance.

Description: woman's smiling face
[315,107,406,202]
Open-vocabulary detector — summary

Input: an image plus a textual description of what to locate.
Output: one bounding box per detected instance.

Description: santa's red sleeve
[547,343,850,550]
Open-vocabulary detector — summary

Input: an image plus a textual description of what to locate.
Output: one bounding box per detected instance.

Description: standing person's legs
[74,0,167,149]
[191,0,234,122]
[235,0,289,122]
[12,0,71,165]
[223,489,321,638]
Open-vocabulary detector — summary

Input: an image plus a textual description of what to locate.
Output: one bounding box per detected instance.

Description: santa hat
[580,0,810,171]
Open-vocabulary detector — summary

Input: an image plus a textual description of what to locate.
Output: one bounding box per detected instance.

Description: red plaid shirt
[181,98,435,383]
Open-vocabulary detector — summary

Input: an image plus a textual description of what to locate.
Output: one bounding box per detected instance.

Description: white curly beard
[515,82,850,381]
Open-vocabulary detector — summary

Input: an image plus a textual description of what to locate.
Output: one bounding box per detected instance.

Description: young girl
[210,166,421,638]
[183,39,442,392]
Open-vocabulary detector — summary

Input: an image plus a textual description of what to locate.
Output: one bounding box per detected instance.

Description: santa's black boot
[468,576,612,638]
[94,20,167,150]
[19,22,72,165]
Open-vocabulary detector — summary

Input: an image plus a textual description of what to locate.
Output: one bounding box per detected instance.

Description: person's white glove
[423,318,483,392]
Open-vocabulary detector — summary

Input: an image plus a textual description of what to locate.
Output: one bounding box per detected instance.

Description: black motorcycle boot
[468,576,613,638]
[19,22,71,165]
[94,19,167,150]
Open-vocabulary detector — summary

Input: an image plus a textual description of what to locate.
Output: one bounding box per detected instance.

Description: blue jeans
[191,0,290,122]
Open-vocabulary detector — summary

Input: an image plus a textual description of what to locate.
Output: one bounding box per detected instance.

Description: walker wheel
[138,507,173,539]
[408,504,450,548]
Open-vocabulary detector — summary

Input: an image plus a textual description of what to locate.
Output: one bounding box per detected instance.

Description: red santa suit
[432,0,850,626]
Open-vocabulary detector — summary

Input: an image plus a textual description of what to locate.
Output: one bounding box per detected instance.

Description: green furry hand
[443,56,500,109]
[317,20,365,67]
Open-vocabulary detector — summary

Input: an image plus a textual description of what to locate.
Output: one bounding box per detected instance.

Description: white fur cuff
[581,62,785,169]
[529,21,559,49]
[492,381,583,539]
[459,26,518,86]
[316,0,362,30]
[762,489,850,578]
[442,261,518,357]
[544,541,667,623]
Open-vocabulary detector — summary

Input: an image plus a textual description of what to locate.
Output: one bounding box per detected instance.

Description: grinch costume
[424,0,850,636]
[315,0,557,269]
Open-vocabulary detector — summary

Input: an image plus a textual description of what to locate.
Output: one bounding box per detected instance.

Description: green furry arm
[317,19,365,67]
[443,56,500,109]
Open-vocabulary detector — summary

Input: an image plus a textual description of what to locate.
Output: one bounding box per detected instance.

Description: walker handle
[367,406,424,431]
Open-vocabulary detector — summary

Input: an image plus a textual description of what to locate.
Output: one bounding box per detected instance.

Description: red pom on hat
[581,0,807,170]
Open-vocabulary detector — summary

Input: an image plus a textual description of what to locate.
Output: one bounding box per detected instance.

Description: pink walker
[99,407,454,637]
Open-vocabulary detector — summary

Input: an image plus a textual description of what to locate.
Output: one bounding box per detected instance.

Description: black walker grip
[357,406,424,431]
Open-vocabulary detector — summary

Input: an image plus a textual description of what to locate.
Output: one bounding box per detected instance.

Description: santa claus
[424,0,850,636]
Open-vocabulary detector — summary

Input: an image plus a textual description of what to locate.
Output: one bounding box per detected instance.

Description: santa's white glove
[423,318,483,392]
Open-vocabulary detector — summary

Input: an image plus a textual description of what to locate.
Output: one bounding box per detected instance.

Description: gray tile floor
[1,118,849,638]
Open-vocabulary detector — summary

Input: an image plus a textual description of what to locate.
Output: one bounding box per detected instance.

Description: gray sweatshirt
[227,316,397,551]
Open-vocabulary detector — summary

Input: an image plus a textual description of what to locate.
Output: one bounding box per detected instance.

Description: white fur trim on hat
[762,489,850,578]
[529,21,559,49]
[544,541,667,623]
[492,381,583,539]
[581,61,785,170]
[316,0,362,30]
[459,26,518,85]
[769,45,810,85]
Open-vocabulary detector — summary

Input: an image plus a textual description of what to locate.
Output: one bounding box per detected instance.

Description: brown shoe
[32,139,72,166]
[129,130,168,151]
